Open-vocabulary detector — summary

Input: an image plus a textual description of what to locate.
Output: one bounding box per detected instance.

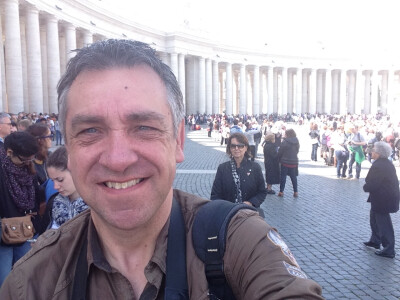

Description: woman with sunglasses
[26,123,53,185]
[0,132,45,287]
[211,133,267,215]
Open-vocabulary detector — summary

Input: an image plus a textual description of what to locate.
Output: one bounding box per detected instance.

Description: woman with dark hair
[26,123,53,185]
[39,146,88,233]
[278,128,300,197]
[0,132,44,286]
[363,141,399,258]
[263,132,280,194]
[211,133,267,214]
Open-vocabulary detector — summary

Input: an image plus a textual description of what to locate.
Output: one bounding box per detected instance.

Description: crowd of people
[201,111,399,260]
[0,112,88,287]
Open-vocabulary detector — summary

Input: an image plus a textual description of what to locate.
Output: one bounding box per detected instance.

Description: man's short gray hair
[57,39,185,140]
[0,112,11,120]
[373,141,392,159]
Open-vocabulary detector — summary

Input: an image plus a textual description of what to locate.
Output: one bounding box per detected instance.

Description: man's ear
[175,119,185,163]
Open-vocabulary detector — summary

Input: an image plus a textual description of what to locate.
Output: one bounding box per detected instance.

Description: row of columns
[1,0,399,116]
[0,0,99,113]
[175,55,399,116]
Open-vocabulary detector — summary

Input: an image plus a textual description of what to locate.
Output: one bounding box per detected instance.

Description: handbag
[1,215,35,245]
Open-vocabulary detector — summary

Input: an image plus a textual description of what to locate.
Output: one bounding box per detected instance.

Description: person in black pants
[363,141,399,258]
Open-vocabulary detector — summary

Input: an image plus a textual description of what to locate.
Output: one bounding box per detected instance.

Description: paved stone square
[174,125,400,300]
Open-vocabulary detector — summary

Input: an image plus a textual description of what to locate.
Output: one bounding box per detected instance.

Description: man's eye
[139,126,155,131]
[81,128,98,134]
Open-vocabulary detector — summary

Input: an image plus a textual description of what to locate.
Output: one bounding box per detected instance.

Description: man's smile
[104,178,144,190]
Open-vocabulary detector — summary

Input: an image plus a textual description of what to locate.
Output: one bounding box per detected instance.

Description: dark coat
[278,137,300,165]
[363,158,399,214]
[211,159,267,208]
[263,141,280,185]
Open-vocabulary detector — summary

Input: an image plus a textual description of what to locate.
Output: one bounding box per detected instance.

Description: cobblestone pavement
[174,125,400,300]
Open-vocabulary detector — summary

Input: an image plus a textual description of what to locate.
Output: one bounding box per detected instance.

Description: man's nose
[98,131,139,172]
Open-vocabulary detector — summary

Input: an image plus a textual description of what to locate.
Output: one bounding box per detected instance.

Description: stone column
[325,69,332,113]
[160,52,169,66]
[40,26,49,113]
[226,63,233,115]
[370,71,378,114]
[239,64,246,114]
[380,71,388,114]
[348,71,356,114]
[296,68,302,114]
[309,69,316,114]
[364,71,371,114]
[386,70,395,115]
[253,65,260,115]
[280,67,287,114]
[198,57,206,114]
[25,5,43,113]
[20,18,29,111]
[355,70,363,114]
[82,29,93,47]
[205,58,212,114]
[46,15,61,114]
[316,70,323,113]
[185,57,195,114]
[65,23,77,63]
[267,67,274,114]
[170,53,178,79]
[4,0,24,113]
[302,71,308,112]
[0,12,5,110]
[212,60,219,113]
[339,70,347,115]
[178,54,186,108]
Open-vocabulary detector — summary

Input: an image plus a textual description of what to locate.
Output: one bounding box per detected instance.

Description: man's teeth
[105,179,142,189]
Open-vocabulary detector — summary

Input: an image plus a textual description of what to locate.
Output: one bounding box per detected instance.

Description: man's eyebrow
[125,112,169,126]
[69,112,170,129]
[70,114,105,130]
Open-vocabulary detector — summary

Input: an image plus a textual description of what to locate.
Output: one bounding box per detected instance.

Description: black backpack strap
[192,200,256,300]
[164,198,189,299]
[72,230,88,300]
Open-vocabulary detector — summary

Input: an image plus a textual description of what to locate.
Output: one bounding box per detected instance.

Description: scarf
[51,194,89,228]
[230,158,242,203]
[0,148,36,211]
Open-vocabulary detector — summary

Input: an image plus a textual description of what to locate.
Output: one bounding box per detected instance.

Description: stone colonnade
[1,0,399,115]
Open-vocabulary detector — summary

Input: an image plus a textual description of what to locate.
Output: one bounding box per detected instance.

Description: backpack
[192,200,257,300]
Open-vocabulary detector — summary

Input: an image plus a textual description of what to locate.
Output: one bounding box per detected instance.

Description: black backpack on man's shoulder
[192,200,257,300]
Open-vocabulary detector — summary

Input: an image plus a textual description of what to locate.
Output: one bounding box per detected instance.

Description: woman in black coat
[263,132,280,194]
[363,141,399,258]
[277,129,300,198]
[211,133,267,210]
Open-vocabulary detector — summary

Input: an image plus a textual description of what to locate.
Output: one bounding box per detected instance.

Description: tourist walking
[278,129,300,197]
[263,132,280,194]
[363,142,399,258]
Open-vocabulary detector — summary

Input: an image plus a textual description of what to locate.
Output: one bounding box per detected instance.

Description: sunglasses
[230,143,246,149]
[0,122,12,126]
[16,155,35,164]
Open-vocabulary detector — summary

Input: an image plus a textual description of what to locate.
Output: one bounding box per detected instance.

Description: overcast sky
[98,0,400,62]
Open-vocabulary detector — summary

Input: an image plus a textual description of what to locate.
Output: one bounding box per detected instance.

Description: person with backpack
[0,40,323,299]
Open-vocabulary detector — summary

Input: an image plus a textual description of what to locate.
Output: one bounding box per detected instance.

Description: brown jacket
[0,189,323,299]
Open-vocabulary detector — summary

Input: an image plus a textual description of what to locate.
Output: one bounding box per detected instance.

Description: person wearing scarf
[0,132,45,287]
[210,133,267,213]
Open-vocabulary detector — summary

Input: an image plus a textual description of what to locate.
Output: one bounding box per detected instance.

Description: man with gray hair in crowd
[0,112,12,146]
[0,39,323,299]
[363,141,399,258]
